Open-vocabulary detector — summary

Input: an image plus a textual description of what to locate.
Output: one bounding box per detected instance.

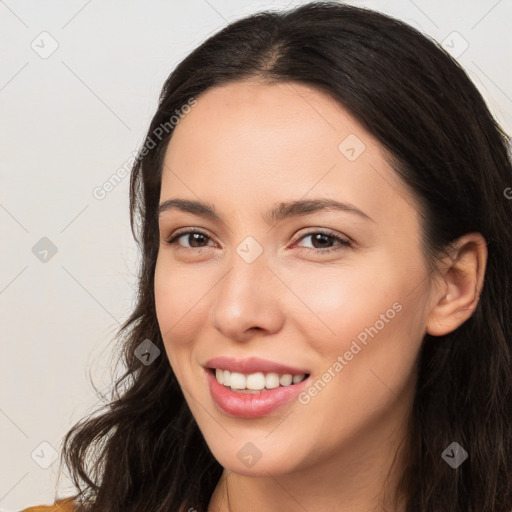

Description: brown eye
[295,231,351,254]
[166,229,215,249]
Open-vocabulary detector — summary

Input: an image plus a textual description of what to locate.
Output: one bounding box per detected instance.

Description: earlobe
[426,233,487,337]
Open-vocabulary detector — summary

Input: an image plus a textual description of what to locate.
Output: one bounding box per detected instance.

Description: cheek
[154,258,213,391]
[294,274,425,436]
[154,257,209,351]
[284,259,409,350]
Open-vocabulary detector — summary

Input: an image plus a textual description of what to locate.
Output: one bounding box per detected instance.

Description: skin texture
[154,80,487,512]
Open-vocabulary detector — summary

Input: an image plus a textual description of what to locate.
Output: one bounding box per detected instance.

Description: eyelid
[293,227,351,244]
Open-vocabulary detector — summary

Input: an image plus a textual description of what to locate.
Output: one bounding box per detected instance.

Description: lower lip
[206,369,310,419]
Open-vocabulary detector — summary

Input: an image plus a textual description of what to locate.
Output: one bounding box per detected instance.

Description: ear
[426,233,488,337]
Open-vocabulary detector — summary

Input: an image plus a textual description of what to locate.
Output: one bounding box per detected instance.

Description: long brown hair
[59,3,512,511]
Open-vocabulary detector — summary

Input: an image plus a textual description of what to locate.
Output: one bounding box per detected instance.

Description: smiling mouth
[209,367,310,393]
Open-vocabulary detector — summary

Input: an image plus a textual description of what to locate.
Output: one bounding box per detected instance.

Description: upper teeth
[215,369,307,390]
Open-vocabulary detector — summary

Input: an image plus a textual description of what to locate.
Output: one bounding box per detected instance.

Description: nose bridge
[211,237,283,338]
[227,238,267,295]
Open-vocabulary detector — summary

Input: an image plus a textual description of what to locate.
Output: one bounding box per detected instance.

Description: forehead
[160,80,418,227]
[167,80,363,161]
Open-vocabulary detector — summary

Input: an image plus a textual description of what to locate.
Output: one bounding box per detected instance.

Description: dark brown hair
[59,2,512,511]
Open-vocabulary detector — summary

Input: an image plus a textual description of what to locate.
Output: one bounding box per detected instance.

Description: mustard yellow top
[20,497,77,512]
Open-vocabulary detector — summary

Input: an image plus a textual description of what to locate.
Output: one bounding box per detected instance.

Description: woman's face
[154,80,436,476]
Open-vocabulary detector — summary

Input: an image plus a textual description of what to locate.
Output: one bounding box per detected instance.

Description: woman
[22,2,512,511]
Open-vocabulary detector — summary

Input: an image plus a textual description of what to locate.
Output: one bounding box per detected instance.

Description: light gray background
[1,0,511,510]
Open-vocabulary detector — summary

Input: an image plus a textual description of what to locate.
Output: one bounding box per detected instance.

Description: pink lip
[204,356,309,375]
[205,368,310,418]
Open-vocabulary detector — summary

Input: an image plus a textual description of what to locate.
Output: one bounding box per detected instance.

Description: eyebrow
[158,197,374,224]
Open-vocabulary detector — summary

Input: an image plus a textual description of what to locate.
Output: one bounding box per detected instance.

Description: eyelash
[164,228,352,255]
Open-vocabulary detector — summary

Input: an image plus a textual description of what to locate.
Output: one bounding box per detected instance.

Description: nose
[210,247,285,342]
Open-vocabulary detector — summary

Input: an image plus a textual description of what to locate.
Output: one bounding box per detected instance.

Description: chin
[205,434,308,477]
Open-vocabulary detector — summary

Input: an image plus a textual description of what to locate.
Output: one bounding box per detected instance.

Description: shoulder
[19,497,77,512]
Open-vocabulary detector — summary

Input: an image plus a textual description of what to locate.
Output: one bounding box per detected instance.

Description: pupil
[187,233,333,249]
[313,233,330,248]
[190,233,205,247]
